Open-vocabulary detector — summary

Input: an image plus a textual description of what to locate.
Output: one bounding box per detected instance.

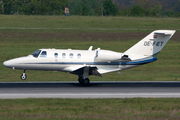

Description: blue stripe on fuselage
[121,57,157,65]
[24,57,157,66]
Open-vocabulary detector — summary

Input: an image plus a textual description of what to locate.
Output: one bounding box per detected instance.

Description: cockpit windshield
[31,50,41,58]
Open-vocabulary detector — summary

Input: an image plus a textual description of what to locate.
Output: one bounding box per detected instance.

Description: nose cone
[3,57,28,69]
[3,60,12,68]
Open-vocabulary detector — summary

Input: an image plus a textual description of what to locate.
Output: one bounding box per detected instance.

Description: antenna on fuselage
[88,46,93,51]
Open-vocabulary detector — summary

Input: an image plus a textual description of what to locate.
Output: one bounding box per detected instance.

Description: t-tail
[123,30,176,61]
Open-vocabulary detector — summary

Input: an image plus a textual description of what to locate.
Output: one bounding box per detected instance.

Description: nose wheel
[20,70,27,80]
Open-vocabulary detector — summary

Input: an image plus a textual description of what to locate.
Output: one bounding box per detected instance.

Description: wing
[70,66,102,77]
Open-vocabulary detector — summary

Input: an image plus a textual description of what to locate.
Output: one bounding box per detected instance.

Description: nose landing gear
[20,70,27,80]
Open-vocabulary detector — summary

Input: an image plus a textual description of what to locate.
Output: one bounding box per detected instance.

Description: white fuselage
[3,48,157,75]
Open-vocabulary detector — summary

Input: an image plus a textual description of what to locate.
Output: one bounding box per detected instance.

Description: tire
[20,74,27,80]
[78,77,83,84]
[83,78,89,85]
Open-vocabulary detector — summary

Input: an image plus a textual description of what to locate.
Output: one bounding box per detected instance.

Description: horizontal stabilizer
[154,31,172,36]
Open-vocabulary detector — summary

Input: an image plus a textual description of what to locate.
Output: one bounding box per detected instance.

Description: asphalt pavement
[0,81,180,99]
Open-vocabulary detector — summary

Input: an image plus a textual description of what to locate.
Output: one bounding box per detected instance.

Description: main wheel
[20,74,27,80]
[78,77,83,84]
[83,78,89,85]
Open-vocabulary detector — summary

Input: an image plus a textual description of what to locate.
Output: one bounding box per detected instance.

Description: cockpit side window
[40,51,47,57]
[31,50,41,58]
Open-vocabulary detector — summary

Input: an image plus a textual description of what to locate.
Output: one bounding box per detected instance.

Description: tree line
[0,0,68,15]
[0,0,179,17]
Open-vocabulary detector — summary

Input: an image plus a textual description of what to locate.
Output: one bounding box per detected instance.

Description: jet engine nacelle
[95,50,122,62]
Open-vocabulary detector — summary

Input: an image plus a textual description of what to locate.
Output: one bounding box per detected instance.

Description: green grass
[0,15,180,82]
[0,15,180,119]
[0,98,180,119]
[0,15,179,30]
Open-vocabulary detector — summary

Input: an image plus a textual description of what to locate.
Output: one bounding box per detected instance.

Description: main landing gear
[20,70,27,80]
[78,76,90,85]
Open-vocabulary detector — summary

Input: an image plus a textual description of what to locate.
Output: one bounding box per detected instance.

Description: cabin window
[77,53,81,59]
[54,53,58,58]
[62,53,66,58]
[70,53,73,58]
[31,50,41,58]
[40,51,47,57]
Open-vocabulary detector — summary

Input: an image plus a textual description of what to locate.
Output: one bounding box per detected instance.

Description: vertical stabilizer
[124,30,176,58]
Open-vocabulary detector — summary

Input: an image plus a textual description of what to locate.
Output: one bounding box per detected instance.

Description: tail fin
[124,30,176,59]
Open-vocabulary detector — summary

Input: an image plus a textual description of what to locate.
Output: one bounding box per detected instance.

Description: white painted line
[1,93,180,99]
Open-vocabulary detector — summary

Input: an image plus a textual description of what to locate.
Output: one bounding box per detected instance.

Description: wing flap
[71,66,102,77]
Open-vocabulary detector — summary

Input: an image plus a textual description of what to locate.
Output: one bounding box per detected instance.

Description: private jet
[3,30,176,84]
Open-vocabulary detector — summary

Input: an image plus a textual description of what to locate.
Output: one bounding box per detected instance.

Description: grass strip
[0,98,180,119]
[0,15,179,31]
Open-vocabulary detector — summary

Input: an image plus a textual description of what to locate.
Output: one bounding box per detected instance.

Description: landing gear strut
[78,67,91,85]
[20,70,27,80]
[78,76,90,85]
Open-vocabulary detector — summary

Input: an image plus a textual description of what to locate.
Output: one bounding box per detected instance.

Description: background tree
[103,0,118,16]
[130,5,145,16]
[0,0,179,17]
[0,0,68,15]
[69,0,101,16]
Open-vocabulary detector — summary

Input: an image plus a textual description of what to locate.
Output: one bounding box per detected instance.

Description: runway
[0,81,180,99]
